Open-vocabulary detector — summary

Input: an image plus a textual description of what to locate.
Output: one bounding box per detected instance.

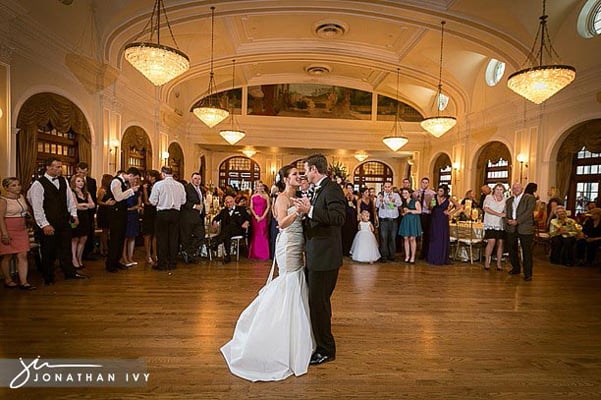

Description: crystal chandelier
[124,0,190,86]
[420,21,456,138]
[507,0,576,104]
[241,148,256,158]
[382,68,409,152]
[192,6,229,128]
[354,152,368,162]
[219,59,246,144]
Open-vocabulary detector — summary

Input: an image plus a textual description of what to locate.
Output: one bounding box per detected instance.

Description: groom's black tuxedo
[303,177,346,360]
[304,178,346,271]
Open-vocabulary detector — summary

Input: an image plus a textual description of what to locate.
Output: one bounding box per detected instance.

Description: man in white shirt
[149,166,186,270]
[27,157,88,284]
[375,182,402,262]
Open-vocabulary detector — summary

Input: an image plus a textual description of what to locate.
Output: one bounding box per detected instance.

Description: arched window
[219,156,261,191]
[167,142,184,180]
[121,126,152,177]
[433,153,452,194]
[16,92,91,185]
[475,141,512,191]
[352,161,393,192]
[571,148,601,213]
[556,120,601,214]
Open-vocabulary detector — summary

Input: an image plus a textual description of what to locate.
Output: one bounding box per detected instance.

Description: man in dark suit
[76,162,98,260]
[181,172,205,263]
[504,182,536,281]
[294,154,346,365]
[211,194,250,263]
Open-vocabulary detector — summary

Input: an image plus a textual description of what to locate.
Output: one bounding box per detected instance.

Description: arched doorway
[352,160,393,192]
[219,156,261,191]
[475,141,512,191]
[16,92,91,185]
[556,119,601,213]
[121,126,152,177]
[167,142,184,180]
[433,153,452,194]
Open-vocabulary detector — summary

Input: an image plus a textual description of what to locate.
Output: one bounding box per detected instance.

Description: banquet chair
[454,221,483,264]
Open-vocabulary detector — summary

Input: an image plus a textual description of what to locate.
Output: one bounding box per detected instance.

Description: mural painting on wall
[193,88,242,114]
[376,95,424,122]
[247,84,372,119]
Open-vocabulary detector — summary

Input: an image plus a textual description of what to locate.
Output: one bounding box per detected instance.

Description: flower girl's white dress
[350,221,381,263]
[220,207,314,381]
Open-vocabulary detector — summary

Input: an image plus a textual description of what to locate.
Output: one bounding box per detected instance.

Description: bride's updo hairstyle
[275,165,294,193]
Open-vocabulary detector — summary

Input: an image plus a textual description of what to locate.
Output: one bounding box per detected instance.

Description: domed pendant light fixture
[219,59,246,145]
[420,21,457,138]
[192,6,229,128]
[382,68,409,152]
[124,0,190,86]
[507,0,576,104]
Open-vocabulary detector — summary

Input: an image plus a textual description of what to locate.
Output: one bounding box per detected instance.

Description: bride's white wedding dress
[220,206,314,382]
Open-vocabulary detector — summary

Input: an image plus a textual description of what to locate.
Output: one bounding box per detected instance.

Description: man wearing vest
[105,167,140,273]
[27,157,88,285]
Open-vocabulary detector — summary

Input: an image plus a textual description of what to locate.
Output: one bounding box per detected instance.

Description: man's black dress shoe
[508,270,521,275]
[524,276,532,281]
[223,255,232,264]
[66,272,88,280]
[106,267,119,273]
[310,353,335,365]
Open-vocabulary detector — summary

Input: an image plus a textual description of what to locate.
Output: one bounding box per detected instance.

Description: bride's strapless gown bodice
[220,206,314,382]
[275,207,305,274]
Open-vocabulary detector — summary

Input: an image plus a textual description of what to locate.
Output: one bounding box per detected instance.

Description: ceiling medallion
[314,20,348,38]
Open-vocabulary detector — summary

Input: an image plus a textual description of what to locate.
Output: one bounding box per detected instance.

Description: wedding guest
[398,188,422,264]
[27,157,87,284]
[180,172,205,264]
[478,184,492,209]
[414,177,436,259]
[95,174,114,257]
[427,184,461,266]
[546,197,562,229]
[211,194,251,264]
[149,167,186,271]
[341,183,358,257]
[105,167,140,273]
[576,207,601,266]
[142,170,160,265]
[505,182,536,281]
[122,175,142,267]
[375,182,402,262]
[76,162,98,260]
[248,182,270,260]
[549,205,580,266]
[357,187,377,225]
[482,183,506,271]
[0,177,35,290]
[70,174,95,269]
[350,210,380,263]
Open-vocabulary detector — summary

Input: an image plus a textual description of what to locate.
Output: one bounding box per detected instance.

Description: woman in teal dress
[398,188,422,263]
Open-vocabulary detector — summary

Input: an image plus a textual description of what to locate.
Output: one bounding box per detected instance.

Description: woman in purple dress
[427,184,461,265]
[248,183,271,260]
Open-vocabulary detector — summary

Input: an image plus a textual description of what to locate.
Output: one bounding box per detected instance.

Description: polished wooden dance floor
[2,249,601,399]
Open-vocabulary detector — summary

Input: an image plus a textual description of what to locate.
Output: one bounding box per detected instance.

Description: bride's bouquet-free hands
[292,197,311,216]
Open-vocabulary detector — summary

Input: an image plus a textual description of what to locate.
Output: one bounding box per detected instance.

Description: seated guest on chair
[211,194,250,263]
[576,207,601,266]
[549,205,580,266]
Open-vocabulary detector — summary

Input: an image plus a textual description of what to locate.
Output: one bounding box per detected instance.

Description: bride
[220,165,314,382]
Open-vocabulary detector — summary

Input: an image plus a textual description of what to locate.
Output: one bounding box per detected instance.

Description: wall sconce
[452,162,461,183]
[109,139,120,168]
[270,164,276,181]
[161,151,170,166]
[0,107,3,119]
[517,153,529,184]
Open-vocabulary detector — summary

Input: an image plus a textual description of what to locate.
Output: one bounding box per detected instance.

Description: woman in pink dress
[0,177,35,290]
[248,183,271,260]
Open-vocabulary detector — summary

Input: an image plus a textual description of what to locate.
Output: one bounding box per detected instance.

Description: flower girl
[350,210,381,263]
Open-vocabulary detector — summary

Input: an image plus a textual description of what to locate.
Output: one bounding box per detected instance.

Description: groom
[294,154,346,365]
